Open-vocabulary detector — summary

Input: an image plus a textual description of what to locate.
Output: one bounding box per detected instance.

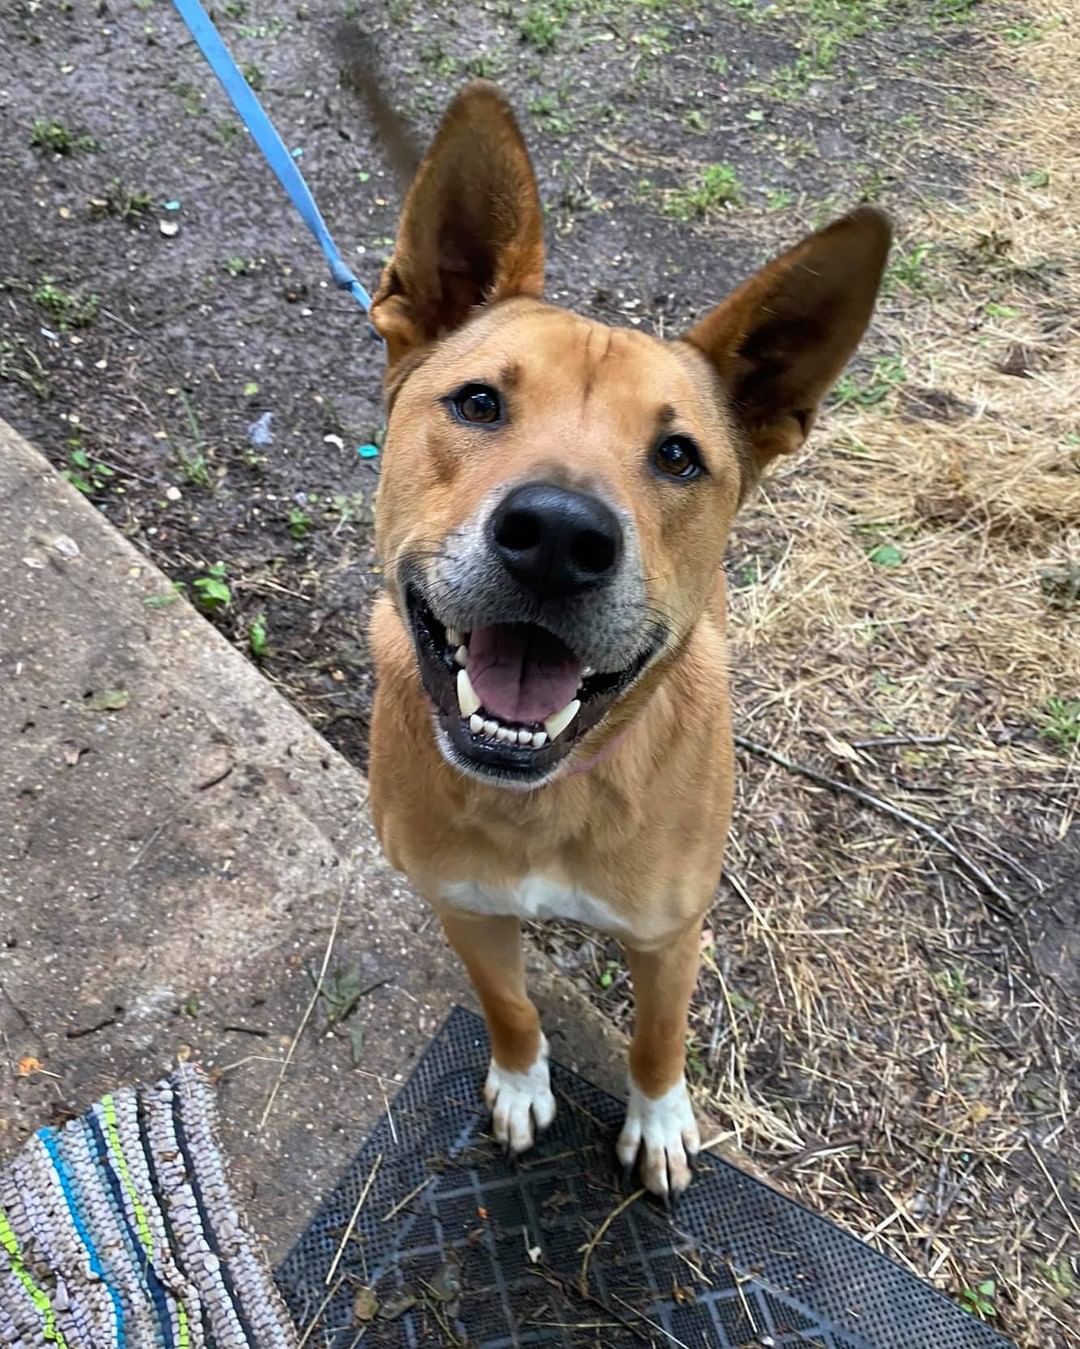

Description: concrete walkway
[0,419,627,1261]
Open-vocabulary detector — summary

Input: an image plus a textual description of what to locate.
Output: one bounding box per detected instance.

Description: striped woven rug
[0,1063,297,1348]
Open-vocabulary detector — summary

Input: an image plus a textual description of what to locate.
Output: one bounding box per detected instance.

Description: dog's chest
[442,874,631,935]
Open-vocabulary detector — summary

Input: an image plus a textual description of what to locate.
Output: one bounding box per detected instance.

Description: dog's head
[370,82,890,788]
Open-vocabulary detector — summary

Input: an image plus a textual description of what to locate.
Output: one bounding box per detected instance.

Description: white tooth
[469,714,484,734]
[446,627,462,646]
[454,645,468,666]
[531,731,548,749]
[496,727,515,744]
[544,699,581,742]
[517,729,533,745]
[457,668,481,718]
[483,719,498,737]
[582,666,594,677]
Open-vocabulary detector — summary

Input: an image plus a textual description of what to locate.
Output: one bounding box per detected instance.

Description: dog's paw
[616,1078,700,1198]
[484,1036,556,1154]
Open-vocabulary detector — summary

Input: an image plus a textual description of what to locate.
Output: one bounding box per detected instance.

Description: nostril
[495,508,542,554]
[572,528,617,576]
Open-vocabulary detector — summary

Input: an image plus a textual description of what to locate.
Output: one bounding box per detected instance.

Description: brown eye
[653,434,702,479]
[452,384,502,425]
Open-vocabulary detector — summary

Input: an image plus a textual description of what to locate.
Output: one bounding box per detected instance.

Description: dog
[365,80,890,1197]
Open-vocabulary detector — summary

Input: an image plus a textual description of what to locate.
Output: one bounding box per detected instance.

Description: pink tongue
[467,625,583,723]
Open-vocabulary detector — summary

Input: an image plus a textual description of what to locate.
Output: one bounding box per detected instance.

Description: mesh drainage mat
[277,1007,1012,1349]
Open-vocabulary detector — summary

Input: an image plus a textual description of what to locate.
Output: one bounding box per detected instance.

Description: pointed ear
[684,207,891,484]
[370,81,545,370]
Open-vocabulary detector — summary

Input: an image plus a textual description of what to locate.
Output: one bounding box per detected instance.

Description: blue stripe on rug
[86,1110,177,1349]
[36,1127,126,1347]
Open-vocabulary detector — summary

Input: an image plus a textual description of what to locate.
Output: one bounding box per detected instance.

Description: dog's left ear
[371,80,544,371]
[684,207,891,485]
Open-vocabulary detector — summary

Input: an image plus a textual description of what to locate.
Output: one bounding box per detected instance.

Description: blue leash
[170,0,376,319]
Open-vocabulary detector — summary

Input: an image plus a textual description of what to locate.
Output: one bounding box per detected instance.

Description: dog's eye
[452,384,502,426]
[653,435,703,479]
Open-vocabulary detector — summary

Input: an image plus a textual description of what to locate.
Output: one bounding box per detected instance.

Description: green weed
[177,450,212,488]
[832,355,907,408]
[663,163,741,220]
[520,4,565,53]
[32,279,99,329]
[1040,698,1080,750]
[30,118,97,155]
[89,181,154,222]
[248,615,268,659]
[62,446,114,495]
[885,244,936,295]
[192,562,231,613]
[287,506,312,540]
[960,1279,997,1321]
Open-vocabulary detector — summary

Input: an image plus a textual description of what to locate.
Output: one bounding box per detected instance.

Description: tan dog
[367,82,890,1197]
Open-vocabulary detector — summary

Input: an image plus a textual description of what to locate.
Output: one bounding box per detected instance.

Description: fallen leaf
[85,688,129,712]
[823,731,863,763]
[378,1291,417,1321]
[352,1288,379,1324]
[17,1055,43,1077]
[868,542,904,568]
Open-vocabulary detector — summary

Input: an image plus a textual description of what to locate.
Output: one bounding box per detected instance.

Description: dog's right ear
[370,81,545,371]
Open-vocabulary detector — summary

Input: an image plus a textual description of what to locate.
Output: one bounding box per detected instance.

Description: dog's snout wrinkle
[489,482,623,603]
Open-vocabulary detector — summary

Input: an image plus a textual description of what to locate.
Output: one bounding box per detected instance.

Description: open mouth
[405,588,657,783]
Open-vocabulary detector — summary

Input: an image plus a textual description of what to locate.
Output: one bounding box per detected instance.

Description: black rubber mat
[276,1006,1012,1348]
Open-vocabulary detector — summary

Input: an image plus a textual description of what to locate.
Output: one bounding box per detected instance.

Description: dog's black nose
[489,483,623,600]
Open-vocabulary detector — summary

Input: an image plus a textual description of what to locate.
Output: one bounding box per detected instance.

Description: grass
[88,181,154,223]
[1041,698,1080,750]
[176,449,212,487]
[30,117,97,154]
[31,279,99,329]
[662,163,742,219]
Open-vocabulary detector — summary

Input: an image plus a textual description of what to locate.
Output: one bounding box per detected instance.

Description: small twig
[849,734,952,750]
[1026,1137,1080,1244]
[381,1175,434,1222]
[526,1267,651,1344]
[770,1135,863,1177]
[259,889,347,1130]
[297,1275,344,1348]
[325,1153,383,1287]
[733,735,1017,920]
[610,1293,691,1348]
[578,1188,645,1294]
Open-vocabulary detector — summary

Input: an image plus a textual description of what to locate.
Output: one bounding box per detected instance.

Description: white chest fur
[442,874,631,935]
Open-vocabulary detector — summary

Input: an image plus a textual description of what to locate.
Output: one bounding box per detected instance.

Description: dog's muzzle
[400,482,664,786]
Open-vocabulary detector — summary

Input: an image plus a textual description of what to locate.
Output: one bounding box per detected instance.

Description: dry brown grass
[543,3,1080,1344]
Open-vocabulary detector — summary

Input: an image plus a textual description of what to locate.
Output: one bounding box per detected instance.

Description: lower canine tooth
[457,668,481,718]
[469,714,484,734]
[543,699,581,741]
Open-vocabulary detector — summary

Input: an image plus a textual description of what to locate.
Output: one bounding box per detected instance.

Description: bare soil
[2,1,1076,1344]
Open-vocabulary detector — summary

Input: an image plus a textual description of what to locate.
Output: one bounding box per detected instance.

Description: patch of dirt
[1,2,1076,1345]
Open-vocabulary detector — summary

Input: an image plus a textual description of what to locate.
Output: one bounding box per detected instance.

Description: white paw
[484,1035,556,1153]
[616,1077,700,1196]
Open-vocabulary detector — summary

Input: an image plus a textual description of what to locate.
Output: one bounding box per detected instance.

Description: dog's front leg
[438,907,556,1153]
[618,919,704,1198]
